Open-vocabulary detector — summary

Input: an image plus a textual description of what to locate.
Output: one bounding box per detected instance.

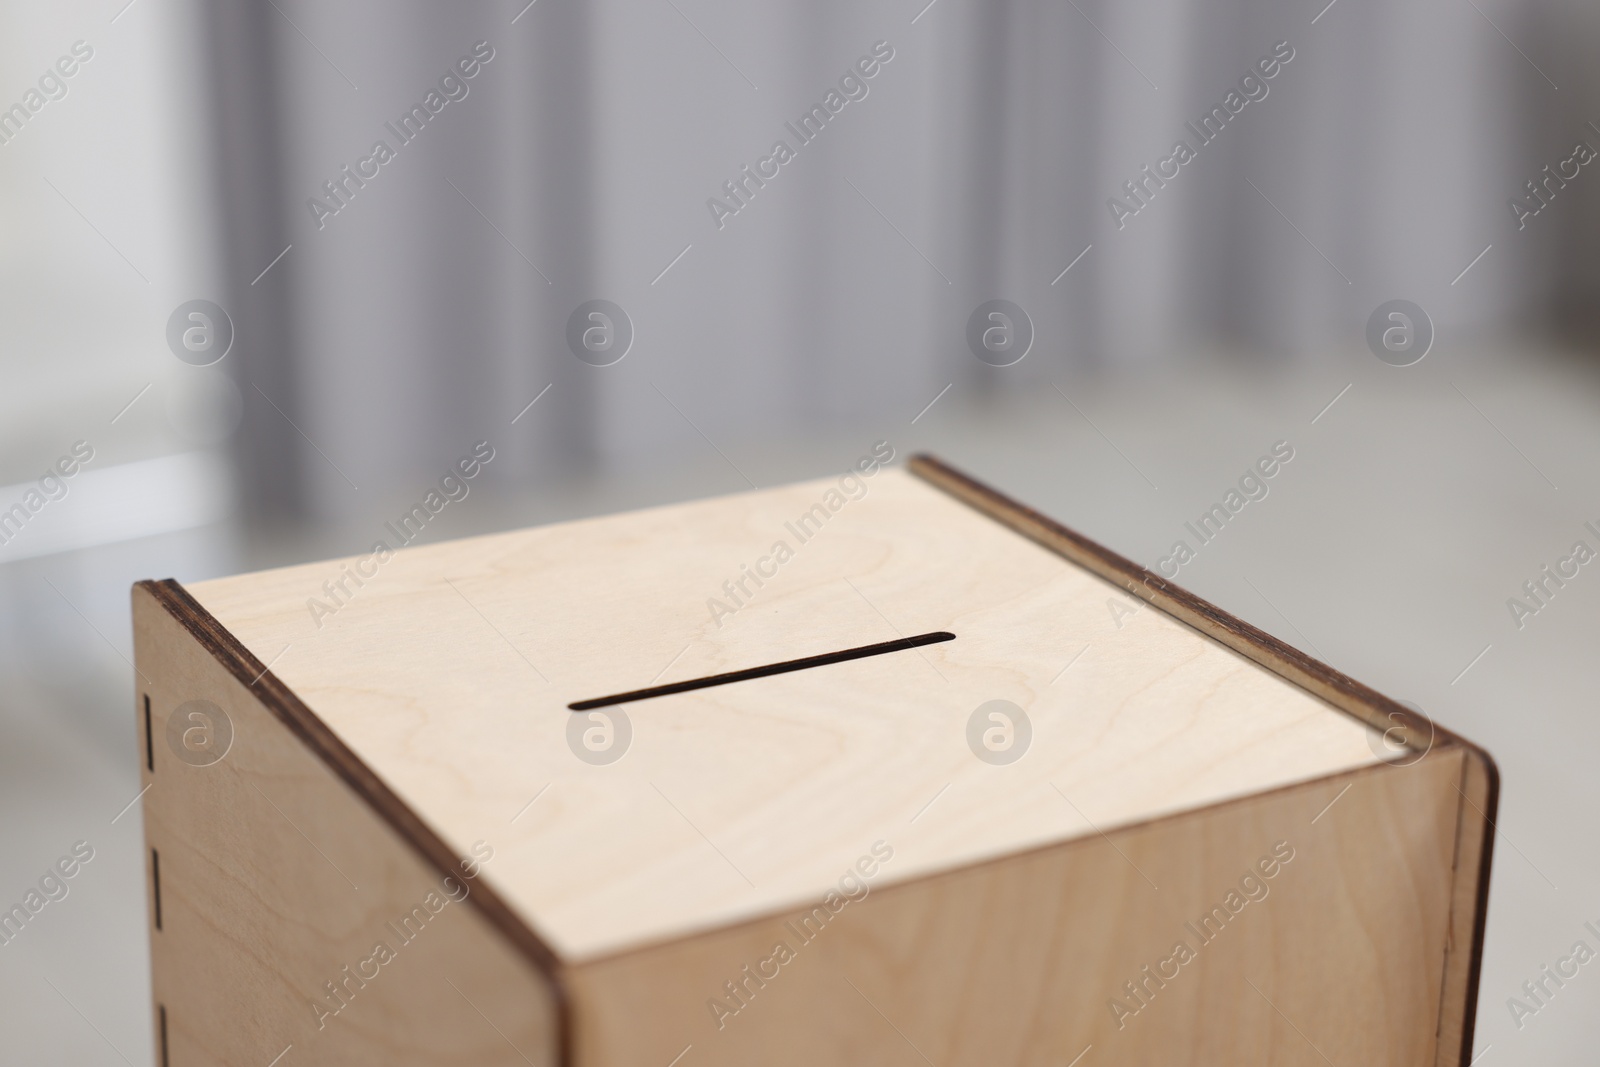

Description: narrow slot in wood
[152,848,162,932]
[568,631,956,710]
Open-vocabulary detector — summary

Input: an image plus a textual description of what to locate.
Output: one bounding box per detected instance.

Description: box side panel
[133,584,560,1066]
[568,753,1465,1067]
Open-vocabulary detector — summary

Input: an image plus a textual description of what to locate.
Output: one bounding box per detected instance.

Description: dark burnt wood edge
[135,578,575,1066]
[906,453,1499,1066]
[1451,749,1498,1067]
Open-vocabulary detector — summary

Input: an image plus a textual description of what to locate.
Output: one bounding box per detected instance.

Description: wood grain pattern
[134,582,560,1067]
[182,467,1386,961]
[905,453,1498,1067]
[134,455,1497,1066]
[570,752,1467,1066]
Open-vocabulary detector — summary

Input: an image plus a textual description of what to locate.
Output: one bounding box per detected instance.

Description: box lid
[185,462,1381,962]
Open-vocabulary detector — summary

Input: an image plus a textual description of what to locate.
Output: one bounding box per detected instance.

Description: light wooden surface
[132,584,560,1067]
[571,751,1467,1067]
[185,468,1386,961]
[909,452,1499,1067]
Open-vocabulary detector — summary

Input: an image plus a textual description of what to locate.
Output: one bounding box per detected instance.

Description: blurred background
[3,0,1599,1061]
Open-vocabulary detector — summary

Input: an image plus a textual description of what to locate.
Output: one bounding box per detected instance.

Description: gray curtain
[203,0,1594,527]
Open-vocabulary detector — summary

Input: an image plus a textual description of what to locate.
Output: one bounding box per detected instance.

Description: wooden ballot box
[131,454,1495,1067]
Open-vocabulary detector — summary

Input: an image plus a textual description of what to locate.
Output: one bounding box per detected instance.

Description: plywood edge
[1434,742,1499,1067]
[132,577,577,1065]
[906,453,1499,1062]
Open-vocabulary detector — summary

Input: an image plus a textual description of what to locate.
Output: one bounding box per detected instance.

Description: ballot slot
[568,631,955,710]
